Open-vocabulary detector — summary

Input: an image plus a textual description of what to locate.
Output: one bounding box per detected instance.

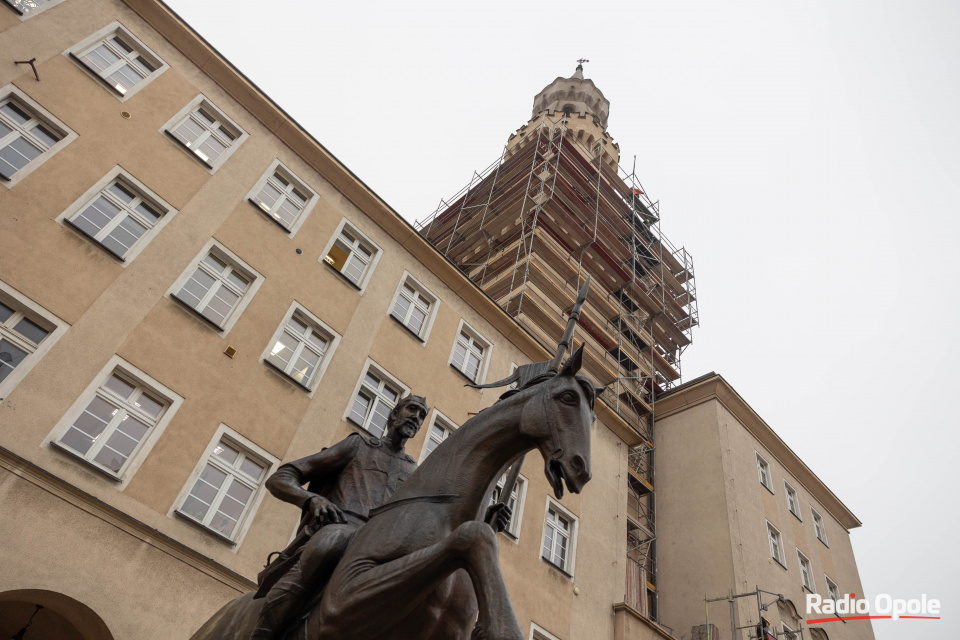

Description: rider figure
[250,394,429,640]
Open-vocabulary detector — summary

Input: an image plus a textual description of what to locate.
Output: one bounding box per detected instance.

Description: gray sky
[164,1,960,637]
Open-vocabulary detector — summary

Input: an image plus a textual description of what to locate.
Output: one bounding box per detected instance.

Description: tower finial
[573,59,588,79]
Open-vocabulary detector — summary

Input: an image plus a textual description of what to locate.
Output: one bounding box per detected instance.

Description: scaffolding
[418,110,698,625]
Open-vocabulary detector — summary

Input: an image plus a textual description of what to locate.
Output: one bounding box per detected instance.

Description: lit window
[420,414,455,462]
[265,312,332,389]
[69,25,166,98]
[347,367,404,438]
[325,228,374,287]
[450,324,490,384]
[248,162,317,234]
[784,481,800,519]
[391,277,436,339]
[798,550,815,592]
[542,504,575,573]
[0,298,51,386]
[56,371,167,475]
[756,453,772,492]
[0,93,67,182]
[178,437,268,540]
[767,522,785,566]
[173,249,254,329]
[825,575,839,602]
[491,474,526,538]
[66,177,166,259]
[811,508,828,545]
[163,96,246,171]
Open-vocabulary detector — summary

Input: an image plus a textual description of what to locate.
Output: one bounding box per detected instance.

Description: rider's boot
[250,561,307,640]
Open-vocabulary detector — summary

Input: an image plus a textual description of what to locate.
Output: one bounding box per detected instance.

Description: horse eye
[560,391,578,404]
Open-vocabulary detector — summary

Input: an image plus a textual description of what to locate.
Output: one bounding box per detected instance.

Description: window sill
[449,363,481,386]
[541,556,573,579]
[170,294,225,332]
[248,198,294,234]
[264,358,312,392]
[762,484,775,496]
[323,260,362,291]
[63,218,127,261]
[389,313,426,343]
[790,511,802,523]
[51,440,123,482]
[174,509,238,546]
[772,557,788,571]
[817,537,829,549]
[164,129,216,170]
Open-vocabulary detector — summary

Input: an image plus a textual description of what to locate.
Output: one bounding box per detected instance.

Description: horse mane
[495,371,597,408]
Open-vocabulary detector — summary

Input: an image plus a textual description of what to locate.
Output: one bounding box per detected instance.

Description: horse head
[517,345,596,499]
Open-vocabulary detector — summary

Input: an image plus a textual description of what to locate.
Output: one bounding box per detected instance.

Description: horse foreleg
[317,521,523,640]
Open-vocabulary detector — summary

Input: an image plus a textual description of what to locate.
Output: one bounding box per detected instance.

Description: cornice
[0,447,256,593]
[655,374,862,530]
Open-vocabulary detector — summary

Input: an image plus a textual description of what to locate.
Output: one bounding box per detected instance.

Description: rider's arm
[265,435,360,519]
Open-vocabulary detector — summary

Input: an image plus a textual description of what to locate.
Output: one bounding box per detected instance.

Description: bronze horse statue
[192,282,597,640]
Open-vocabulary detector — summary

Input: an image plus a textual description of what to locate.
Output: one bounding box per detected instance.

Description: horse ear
[594,385,607,396]
[559,344,584,376]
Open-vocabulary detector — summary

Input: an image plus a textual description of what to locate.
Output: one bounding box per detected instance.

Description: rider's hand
[484,503,513,533]
[305,495,346,525]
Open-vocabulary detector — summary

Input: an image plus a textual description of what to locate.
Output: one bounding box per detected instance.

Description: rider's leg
[250,524,356,640]
[317,521,523,640]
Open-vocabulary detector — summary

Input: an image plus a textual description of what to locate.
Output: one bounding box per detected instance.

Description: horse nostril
[571,455,586,475]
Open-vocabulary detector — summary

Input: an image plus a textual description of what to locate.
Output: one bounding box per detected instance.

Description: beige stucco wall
[0,1,652,638]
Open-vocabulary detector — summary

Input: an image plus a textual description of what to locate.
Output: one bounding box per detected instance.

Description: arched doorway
[0,590,113,640]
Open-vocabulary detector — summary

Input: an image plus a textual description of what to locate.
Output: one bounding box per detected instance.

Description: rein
[367,493,460,519]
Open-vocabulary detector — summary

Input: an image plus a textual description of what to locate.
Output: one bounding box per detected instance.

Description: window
[782,623,799,640]
[247,161,318,235]
[825,575,839,601]
[174,426,278,544]
[171,243,261,332]
[4,0,66,18]
[162,95,246,171]
[323,222,379,289]
[63,172,170,260]
[390,275,437,340]
[491,474,527,538]
[811,507,828,545]
[784,481,800,519]
[798,550,815,592]
[419,412,456,462]
[530,624,561,640]
[56,371,167,476]
[347,364,406,438]
[0,298,52,387]
[542,500,577,574]
[450,321,491,384]
[0,87,74,185]
[756,452,773,492]
[68,24,167,100]
[263,305,338,391]
[767,522,785,566]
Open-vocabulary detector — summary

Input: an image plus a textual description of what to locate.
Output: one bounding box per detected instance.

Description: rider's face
[392,402,427,440]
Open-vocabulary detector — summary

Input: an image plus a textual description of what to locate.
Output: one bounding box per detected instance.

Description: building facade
[0,1,873,640]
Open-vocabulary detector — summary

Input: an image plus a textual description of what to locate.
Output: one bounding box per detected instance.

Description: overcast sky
[163,1,959,637]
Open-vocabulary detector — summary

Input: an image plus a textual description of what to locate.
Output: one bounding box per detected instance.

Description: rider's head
[386,394,428,444]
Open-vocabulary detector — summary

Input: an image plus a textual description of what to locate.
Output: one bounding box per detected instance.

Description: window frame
[46,355,183,487]
[781,622,799,640]
[246,160,319,237]
[797,549,815,592]
[57,166,177,263]
[541,498,578,576]
[389,272,439,343]
[419,410,457,463]
[344,360,409,439]
[825,575,839,602]
[530,623,562,640]
[491,473,527,541]
[167,239,263,335]
[3,0,68,20]
[171,423,279,547]
[449,320,492,384]
[784,480,801,520]
[0,281,68,401]
[811,507,829,546]
[65,22,169,102]
[766,520,786,568]
[261,302,340,394]
[0,84,77,188]
[756,452,773,493]
[320,219,382,293]
[160,94,248,172]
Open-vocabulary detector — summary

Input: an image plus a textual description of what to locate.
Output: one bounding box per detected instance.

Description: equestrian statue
[189,277,598,640]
